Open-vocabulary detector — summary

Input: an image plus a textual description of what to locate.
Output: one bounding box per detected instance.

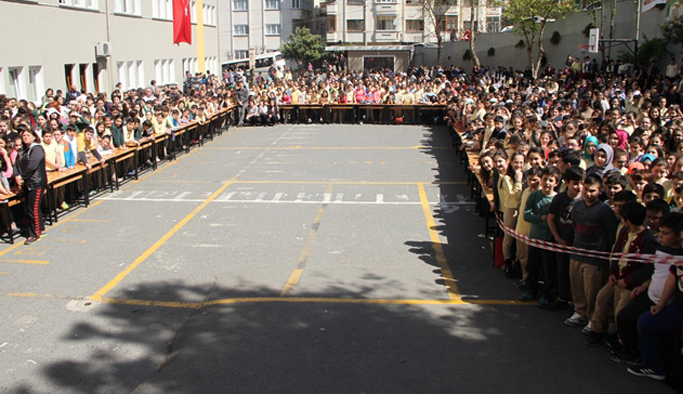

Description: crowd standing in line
[0,72,228,244]
[456,55,683,386]
[4,54,683,385]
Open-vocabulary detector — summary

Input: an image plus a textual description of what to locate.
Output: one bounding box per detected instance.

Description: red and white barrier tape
[495,216,683,265]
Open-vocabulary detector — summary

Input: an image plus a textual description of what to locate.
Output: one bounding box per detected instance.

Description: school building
[0,0,220,102]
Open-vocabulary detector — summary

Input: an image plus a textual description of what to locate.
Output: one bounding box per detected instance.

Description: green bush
[515,40,526,49]
[463,49,473,61]
[550,31,561,46]
[488,47,495,56]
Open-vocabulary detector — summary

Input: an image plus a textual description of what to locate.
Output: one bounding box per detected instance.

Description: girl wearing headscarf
[586,144,616,179]
[582,135,598,169]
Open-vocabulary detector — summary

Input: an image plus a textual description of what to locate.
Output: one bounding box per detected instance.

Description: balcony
[372,30,399,42]
[373,1,398,14]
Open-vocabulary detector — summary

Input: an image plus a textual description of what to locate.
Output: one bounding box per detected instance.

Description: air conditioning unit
[96,41,112,57]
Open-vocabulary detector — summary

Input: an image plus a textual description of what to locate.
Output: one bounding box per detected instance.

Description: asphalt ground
[0,124,674,393]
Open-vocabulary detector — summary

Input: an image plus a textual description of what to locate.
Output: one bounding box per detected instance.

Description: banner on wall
[173,0,192,45]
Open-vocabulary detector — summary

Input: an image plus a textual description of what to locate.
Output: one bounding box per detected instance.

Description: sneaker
[581,322,593,335]
[627,367,665,381]
[519,291,535,301]
[60,202,69,210]
[546,298,568,311]
[514,279,526,290]
[537,296,550,309]
[605,334,623,352]
[24,236,39,245]
[504,259,515,279]
[564,312,588,327]
[610,351,642,366]
[585,331,604,347]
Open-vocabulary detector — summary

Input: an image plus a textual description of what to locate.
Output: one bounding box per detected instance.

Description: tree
[662,16,683,47]
[469,0,481,68]
[279,27,326,70]
[504,0,574,79]
[423,0,456,64]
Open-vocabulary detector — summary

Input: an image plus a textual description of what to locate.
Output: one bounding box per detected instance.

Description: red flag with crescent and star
[173,0,192,45]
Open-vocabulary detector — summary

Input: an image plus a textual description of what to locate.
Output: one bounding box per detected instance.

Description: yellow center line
[3,292,535,307]
[280,182,334,297]
[417,183,461,301]
[0,260,50,265]
[89,179,236,301]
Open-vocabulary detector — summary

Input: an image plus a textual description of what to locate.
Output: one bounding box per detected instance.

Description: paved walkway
[0,124,673,393]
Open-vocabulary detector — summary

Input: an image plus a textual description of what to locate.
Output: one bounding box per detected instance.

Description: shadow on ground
[9,279,671,394]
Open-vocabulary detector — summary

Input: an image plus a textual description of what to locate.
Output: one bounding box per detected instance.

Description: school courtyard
[0,124,672,393]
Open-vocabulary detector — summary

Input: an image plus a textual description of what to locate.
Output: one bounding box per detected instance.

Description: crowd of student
[454,56,683,385]
[226,65,454,126]
[0,73,227,244]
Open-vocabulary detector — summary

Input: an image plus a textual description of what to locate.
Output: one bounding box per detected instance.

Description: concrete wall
[0,0,219,100]
[414,2,680,72]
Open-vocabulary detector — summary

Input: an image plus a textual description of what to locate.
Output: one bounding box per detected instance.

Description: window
[347,20,364,31]
[347,0,364,4]
[375,16,397,31]
[439,15,458,31]
[191,1,196,23]
[8,67,25,100]
[233,0,248,10]
[59,0,100,9]
[266,24,281,35]
[28,66,44,102]
[375,0,397,3]
[327,16,336,32]
[486,16,500,32]
[234,25,249,36]
[157,59,176,84]
[292,0,300,9]
[115,0,141,15]
[234,50,249,60]
[405,20,423,31]
[463,20,478,32]
[265,0,280,9]
[203,5,216,25]
[152,0,173,19]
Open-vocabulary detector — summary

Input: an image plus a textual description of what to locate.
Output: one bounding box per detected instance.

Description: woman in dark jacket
[16,127,47,244]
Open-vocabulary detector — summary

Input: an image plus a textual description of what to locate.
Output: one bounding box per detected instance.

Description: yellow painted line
[0,260,50,265]
[0,271,11,275]
[100,297,537,308]
[234,180,466,185]
[54,239,88,244]
[417,183,460,301]
[280,183,333,297]
[0,200,103,257]
[13,250,47,256]
[2,292,535,307]
[90,179,236,301]
[67,219,111,223]
[364,161,373,164]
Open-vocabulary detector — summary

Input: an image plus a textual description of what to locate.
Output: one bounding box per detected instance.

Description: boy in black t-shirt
[547,165,585,311]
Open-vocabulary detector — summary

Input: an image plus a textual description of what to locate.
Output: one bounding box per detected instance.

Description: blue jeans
[638,302,682,374]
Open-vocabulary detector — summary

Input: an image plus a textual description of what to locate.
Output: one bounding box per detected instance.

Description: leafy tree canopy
[279,27,326,67]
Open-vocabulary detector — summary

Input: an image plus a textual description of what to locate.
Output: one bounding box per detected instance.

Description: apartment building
[0,0,220,101]
[321,0,503,45]
[218,0,315,63]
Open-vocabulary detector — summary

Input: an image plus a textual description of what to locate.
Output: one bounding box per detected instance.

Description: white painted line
[272,192,287,202]
[375,194,384,203]
[254,192,268,202]
[215,192,236,201]
[100,197,474,206]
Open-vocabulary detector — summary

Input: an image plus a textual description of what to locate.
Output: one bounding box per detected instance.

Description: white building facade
[218,0,315,63]
[321,0,502,45]
[0,0,220,102]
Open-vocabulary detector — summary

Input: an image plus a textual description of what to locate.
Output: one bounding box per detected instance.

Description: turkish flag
[173,0,192,45]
